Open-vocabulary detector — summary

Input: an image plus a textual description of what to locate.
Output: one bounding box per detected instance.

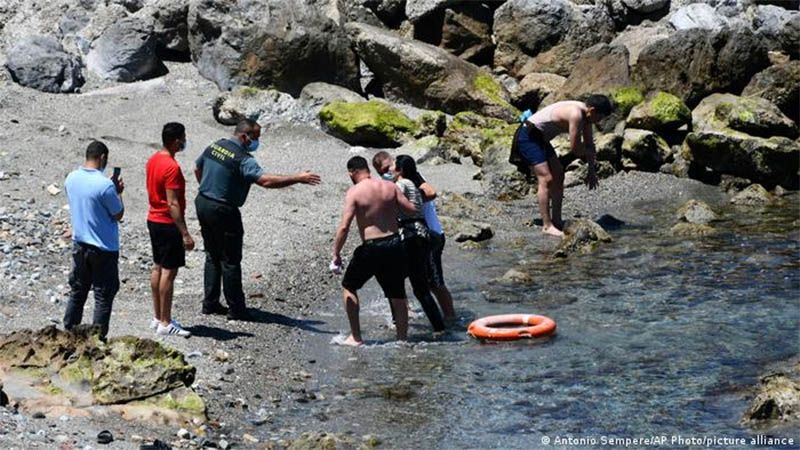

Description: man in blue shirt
[194,119,321,320]
[63,141,125,339]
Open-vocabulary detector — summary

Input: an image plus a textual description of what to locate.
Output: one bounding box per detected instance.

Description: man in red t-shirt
[146,122,194,338]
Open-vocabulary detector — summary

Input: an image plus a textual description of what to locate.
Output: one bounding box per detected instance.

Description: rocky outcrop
[744,362,800,425]
[633,28,770,107]
[609,23,671,66]
[440,111,516,166]
[0,326,201,422]
[622,129,671,172]
[544,43,631,105]
[4,35,84,93]
[626,92,691,132]
[493,0,615,78]
[742,61,800,123]
[347,22,517,120]
[213,87,307,126]
[603,0,670,29]
[319,100,418,147]
[553,219,612,258]
[300,82,366,108]
[439,4,494,65]
[86,16,167,82]
[187,0,360,95]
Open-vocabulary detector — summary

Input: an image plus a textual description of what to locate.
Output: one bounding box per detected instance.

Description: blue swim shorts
[517,123,556,166]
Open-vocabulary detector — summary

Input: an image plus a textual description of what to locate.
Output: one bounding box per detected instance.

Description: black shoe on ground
[202,303,228,315]
[226,309,252,321]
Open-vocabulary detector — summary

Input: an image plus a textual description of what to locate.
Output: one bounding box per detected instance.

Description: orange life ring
[467,314,556,341]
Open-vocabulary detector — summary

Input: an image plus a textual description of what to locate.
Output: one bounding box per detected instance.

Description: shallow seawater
[269,199,799,449]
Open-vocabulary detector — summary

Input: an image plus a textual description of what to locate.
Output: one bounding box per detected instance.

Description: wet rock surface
[552,219,613,258]
[744,361,800,426]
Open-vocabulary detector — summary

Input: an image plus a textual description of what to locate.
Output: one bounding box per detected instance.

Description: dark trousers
[63,242,120,338]
[195,194,246,315]
[403,235,445,332]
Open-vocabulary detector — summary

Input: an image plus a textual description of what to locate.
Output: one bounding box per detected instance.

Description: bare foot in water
[332,334,364,346]
[542,225,565,238]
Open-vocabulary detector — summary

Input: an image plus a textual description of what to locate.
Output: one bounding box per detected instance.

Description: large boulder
[439,4,494,65]
[742,61,800,123]
[4,35,84,93]
[609,23,672,66]
[668,3,729,31]
[511,72,566,111]
[753,5,800,59]
[544,43,631,104]
[134,0,192,60]
[319,100,418,147]
[406,0,453,22]
[622,129,671,172]
[686,95,799,189]
[730,183,778,206]
[493,0,615,78]
[603,0,670,29]
[299,82,366,109]
[692,93,798,139]
[440,111,516,166]
[187,0,360,95]
[626,91,691,132]
[86,16,167,81]
[347,22,517,120]
[439,217,494,242]
[632,28,770,107]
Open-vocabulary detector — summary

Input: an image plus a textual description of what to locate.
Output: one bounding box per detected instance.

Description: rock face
[0,326,198,410]
[187,0,360,95]
[544,43,631,104]
[440,111,516,165]
[5,35,84,93]
[626,92,691,132]
[744,362,800,425]
[742,61,800,122]
[604,0,670,28]
[347,22,517,120]
[213,87,306,126]
[669,3,728,31]
[511,72,566,111]
[622,129,671,172]
[439,4,494,65]
[753,5,800,59]
[553,219,612,258]
[493,0,615,78]
[633,29,770,107]
[319,100,418,147]
[86,16,167,82]
[609,23,671,66]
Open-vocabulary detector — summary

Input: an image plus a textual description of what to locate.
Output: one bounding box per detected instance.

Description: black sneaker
[226,309,252,321]
[202,303,228,315]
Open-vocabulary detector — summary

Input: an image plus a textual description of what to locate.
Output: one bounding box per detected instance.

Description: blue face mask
[179,140,188,152]
[382,172,393,181]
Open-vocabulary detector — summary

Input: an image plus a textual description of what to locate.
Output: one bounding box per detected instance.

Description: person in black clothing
[194,119,320,320]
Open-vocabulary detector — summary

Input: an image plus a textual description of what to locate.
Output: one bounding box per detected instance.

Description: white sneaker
[156,322,191,338]
[150,318,159,330]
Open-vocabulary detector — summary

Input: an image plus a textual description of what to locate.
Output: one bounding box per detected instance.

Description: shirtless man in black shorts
[332,156,419,346]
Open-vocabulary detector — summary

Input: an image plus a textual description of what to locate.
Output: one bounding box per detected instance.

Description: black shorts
[147,221,185,269]
[517,123,556,166]
[342,234,407,299]
[427,232,446,288]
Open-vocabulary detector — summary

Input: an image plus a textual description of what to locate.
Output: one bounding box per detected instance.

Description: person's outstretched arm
[257,171,321,188]
[333,192,356,266]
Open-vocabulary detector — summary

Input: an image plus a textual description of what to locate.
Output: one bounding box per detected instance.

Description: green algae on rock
[627,92,691,131]
[319,100,418,148]
[610,86,644,116]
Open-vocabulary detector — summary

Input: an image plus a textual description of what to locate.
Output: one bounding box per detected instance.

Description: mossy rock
[472,72,520,119]
[319,100,418,148]
[622,129,671,172]
[92,337,196,404]
[553,219,612,258]
[670,222,717,237]
[627,91,690,131]
[692,93,798,139]
[441,111,516,166]
[730,184,777,206]
[415,110,446,137]
[610,86,644,116]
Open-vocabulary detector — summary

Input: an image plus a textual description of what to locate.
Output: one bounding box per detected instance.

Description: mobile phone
[112,167,121,182]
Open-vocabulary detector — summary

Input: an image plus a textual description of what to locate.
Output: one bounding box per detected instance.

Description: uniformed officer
[194,118,321,320]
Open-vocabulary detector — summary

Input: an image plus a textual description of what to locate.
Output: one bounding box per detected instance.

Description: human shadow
[245,308,335,335]
[185,324,255,342]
